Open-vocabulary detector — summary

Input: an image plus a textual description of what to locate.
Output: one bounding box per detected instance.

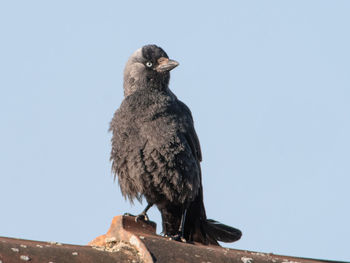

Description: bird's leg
[165,209,187,243]
[177,208,187,242]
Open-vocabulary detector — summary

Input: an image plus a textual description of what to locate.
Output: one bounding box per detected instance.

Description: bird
[109,44,242,245]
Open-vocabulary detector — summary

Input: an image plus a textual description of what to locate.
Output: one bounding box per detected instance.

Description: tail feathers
[204,219,242,243]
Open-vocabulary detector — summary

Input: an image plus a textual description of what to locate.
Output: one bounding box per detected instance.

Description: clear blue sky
[1,1,349,261]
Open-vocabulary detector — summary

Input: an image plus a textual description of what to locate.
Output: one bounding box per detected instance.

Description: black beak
[156,58,179,73]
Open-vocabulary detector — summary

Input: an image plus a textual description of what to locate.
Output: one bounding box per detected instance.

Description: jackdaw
[110,44,242,245]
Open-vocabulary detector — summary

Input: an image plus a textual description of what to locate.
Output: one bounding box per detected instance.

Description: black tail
[184,189,242,246]
[203,219,242,243]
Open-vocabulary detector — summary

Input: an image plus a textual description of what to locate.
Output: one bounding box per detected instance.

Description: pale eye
[146,61,153,68]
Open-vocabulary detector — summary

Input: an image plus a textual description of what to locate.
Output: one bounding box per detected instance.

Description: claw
[135,213,149,222]
[123,212,135,217]
[123,212,134,217]
[164,233,187,243]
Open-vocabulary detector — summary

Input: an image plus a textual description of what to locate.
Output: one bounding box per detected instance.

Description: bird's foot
[123,212,149,222]
[164,233,187,243]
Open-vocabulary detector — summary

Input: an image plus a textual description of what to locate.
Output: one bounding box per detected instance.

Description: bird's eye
[146,61,153,68]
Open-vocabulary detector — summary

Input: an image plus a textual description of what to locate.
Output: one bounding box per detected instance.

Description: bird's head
[123,44,179,96]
